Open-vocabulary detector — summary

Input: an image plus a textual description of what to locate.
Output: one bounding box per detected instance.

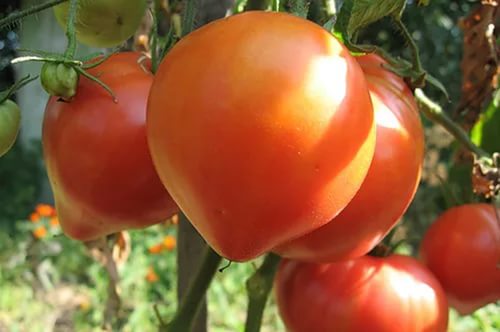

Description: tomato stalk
[244,253,281,332]
[0,0,68,31]
[392,19,423,77]
[0,75,38,104]
[161,245,222,332]
[245,0,272,10]
[323,0,336,16]
[181,0,200,37]
[414,88,488,159]
[151,0,162,73]
[64,0,79,59]
[288,0,310,18]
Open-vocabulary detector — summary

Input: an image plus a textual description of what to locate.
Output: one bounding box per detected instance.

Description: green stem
[245,0,272,10]
[0,75,38,103]
[244,253,281,332]
[414,88,488,158]
[273,0,281,11]
[309,0,335,24]
[64,0,79,59]
[162,245,222,332]
[0,0,68,31]
[151,0,161,73]
[181,0,199,37]
[393,18,423,74]
[289,0,310,18]
[323,0,336,16]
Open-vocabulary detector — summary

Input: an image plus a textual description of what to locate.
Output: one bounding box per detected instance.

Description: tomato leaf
[470,89,500,154]
[335,0,407,40]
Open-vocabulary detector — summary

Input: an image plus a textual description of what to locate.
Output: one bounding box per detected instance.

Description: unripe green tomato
[40,63,79,99]
[0,99,21,157]
[53,0,147,48]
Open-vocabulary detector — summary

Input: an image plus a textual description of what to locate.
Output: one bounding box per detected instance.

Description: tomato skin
[275,255,449,332]
[0,99,21,157]
[53,0,147,48]
[419,203,500,315]
[275,54,424,262]
[43,52,178,241]
[147,11,375,261]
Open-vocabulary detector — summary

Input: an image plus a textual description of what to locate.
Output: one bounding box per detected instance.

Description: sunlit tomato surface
[53,0,147,48]
[147,11,375,261]
[275,54,424,262]
[275,255,449,332]
[420,203,500,315]
[0,99,21,157]
[43,52,178,241]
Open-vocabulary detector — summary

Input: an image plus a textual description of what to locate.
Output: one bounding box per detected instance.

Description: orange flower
[146,266,159,283]
[163,235,176,251]
[49,217,59,227]
[148,243,164,254]
[170,215,179,225]
[35,204,56,217]
[33,226,47,239]
[29,212,40,223]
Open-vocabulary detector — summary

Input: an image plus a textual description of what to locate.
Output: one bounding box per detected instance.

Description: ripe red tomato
[43,52,178,241]
[420,203,500,315]
[275,54,424,262]
[275,255,449,332]
[147,11,376,261]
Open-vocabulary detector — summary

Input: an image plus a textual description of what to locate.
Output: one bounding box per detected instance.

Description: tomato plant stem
[0,0,68,31]
[181,0,200,37]
[393,19,423,75]
[289,0,310,18]
[0,75,38,104]
[414,88,488,158]
[151,0,162,73]
[245,0,272,10]
[64,0,79,59]
[162,245,222,332]
[244,253,281,332]
[324,0,336,16]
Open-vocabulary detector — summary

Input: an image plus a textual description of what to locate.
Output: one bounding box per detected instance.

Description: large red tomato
[420,203,500,315]
[275,54,424,262]
[43,52,178,241]
[275,255,449,332]
[147,11,375,261]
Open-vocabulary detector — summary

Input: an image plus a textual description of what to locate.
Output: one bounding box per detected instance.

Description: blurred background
[0,0,499,331]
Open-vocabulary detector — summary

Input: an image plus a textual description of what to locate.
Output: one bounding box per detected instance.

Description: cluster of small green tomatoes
[1,1,499,331]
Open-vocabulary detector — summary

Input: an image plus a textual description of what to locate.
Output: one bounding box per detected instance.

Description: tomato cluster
[34,9,499,332]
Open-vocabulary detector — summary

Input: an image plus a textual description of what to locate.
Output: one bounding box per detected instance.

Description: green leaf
[335,0,406,39]
[471,90,500,154]
[446,161,475,206]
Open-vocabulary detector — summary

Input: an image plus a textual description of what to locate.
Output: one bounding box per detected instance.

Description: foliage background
[0,0,499,331]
